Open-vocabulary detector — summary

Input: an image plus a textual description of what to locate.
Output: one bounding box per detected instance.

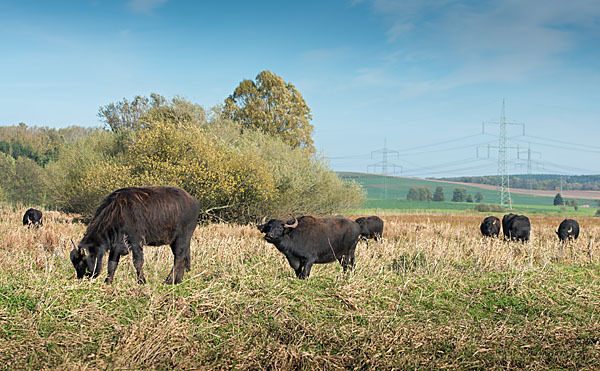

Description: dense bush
[44,130,125,215]
[229,126,364,217]
[0,153,47,206]
[43,119,363,223]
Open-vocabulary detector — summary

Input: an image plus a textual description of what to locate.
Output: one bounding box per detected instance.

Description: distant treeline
[436,174,600,191]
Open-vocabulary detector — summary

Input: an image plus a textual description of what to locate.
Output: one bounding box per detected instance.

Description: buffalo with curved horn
[556,219,579,242]
[257,216,361,279]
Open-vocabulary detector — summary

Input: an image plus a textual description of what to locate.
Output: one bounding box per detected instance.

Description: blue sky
[1,0,599,177]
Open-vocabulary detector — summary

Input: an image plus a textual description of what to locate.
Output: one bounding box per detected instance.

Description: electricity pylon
[482,100,525,209]
[368,139,401,200]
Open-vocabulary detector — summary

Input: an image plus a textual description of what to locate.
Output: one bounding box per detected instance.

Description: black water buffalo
[502,213,531,242]
[556,219,579,242]
[257,216,361,279]
[480,216,501,237]
[70,186,201,284]
[355,216,384,241]
[22,208,42,228]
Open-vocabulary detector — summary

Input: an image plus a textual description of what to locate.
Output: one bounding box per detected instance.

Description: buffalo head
[70,240,91,279]
[257,217,299,243]
[69,239,104,279]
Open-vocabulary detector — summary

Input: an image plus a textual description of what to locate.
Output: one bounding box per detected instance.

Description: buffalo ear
[257,217,267,232]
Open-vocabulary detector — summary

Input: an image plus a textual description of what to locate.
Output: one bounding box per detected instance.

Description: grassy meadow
[2,204,600,369]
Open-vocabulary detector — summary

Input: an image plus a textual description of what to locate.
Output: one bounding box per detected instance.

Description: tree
[475,192,484,203]
[0,141,9,155]
[98,95,151,132]
[433,186,445,202]
[407,187,419,201]
[553,193,564,206]
[142,95,207,128]
[466,194,474,203]
[98,94,209,156]
[564,199,579,209]
[418,187,433,201]
[452,188,467,202]
[224,70,314,152]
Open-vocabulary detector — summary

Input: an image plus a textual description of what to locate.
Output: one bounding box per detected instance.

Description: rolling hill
[338,172,600,214]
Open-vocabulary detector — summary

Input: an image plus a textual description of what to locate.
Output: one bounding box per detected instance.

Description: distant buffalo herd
[479,213,580,243]
[21,186,583,283]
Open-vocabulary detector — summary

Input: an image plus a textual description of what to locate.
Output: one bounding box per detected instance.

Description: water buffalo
[556,219,579,242]
[502,213,531,242]
[480,216,500,237]
[23,208,43,228]
[257,216,361,279]
[355,216,384,241]
[70,186,201,284]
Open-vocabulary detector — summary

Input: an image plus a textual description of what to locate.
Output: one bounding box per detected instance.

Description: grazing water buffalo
[556,219,579,242]
[502,213,531,242]
[23,208,43,228]
[70,186,201,284]
[257,216,361,279]
[355,216,384,241]
[480,216,501,237]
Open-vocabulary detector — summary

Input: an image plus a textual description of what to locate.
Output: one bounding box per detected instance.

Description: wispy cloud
[357,0,600,92]
[128,0,168,14]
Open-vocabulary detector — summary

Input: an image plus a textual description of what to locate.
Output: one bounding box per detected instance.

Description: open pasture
[1,206,600,369]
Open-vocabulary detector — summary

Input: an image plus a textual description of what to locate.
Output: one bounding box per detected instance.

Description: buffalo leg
[185,247,191,272]
[339,253,354,273]
[105,249,122,284]
[299,259,315,279]
[166,231,193,284]
[131,244,146,285]
[345,252,356,272]
[286,256,303,278]
[343,241,358,273]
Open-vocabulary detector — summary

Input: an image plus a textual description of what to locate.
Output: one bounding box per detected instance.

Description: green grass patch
[340,172,600,216]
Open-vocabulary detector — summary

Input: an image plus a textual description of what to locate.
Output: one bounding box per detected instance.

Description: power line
[327,133,497,161]
[401,157,487,174]
[394,133,487,152]
[522,134,600,151]
[512,138,600,154]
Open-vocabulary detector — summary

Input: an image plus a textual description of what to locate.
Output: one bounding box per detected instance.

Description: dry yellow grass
[1,206,600,369]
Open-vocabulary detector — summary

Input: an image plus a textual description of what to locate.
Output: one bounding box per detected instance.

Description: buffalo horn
[568,227,573,233]
[72,239,84,256]
[285,218,299,229]
[261,216,267,225]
